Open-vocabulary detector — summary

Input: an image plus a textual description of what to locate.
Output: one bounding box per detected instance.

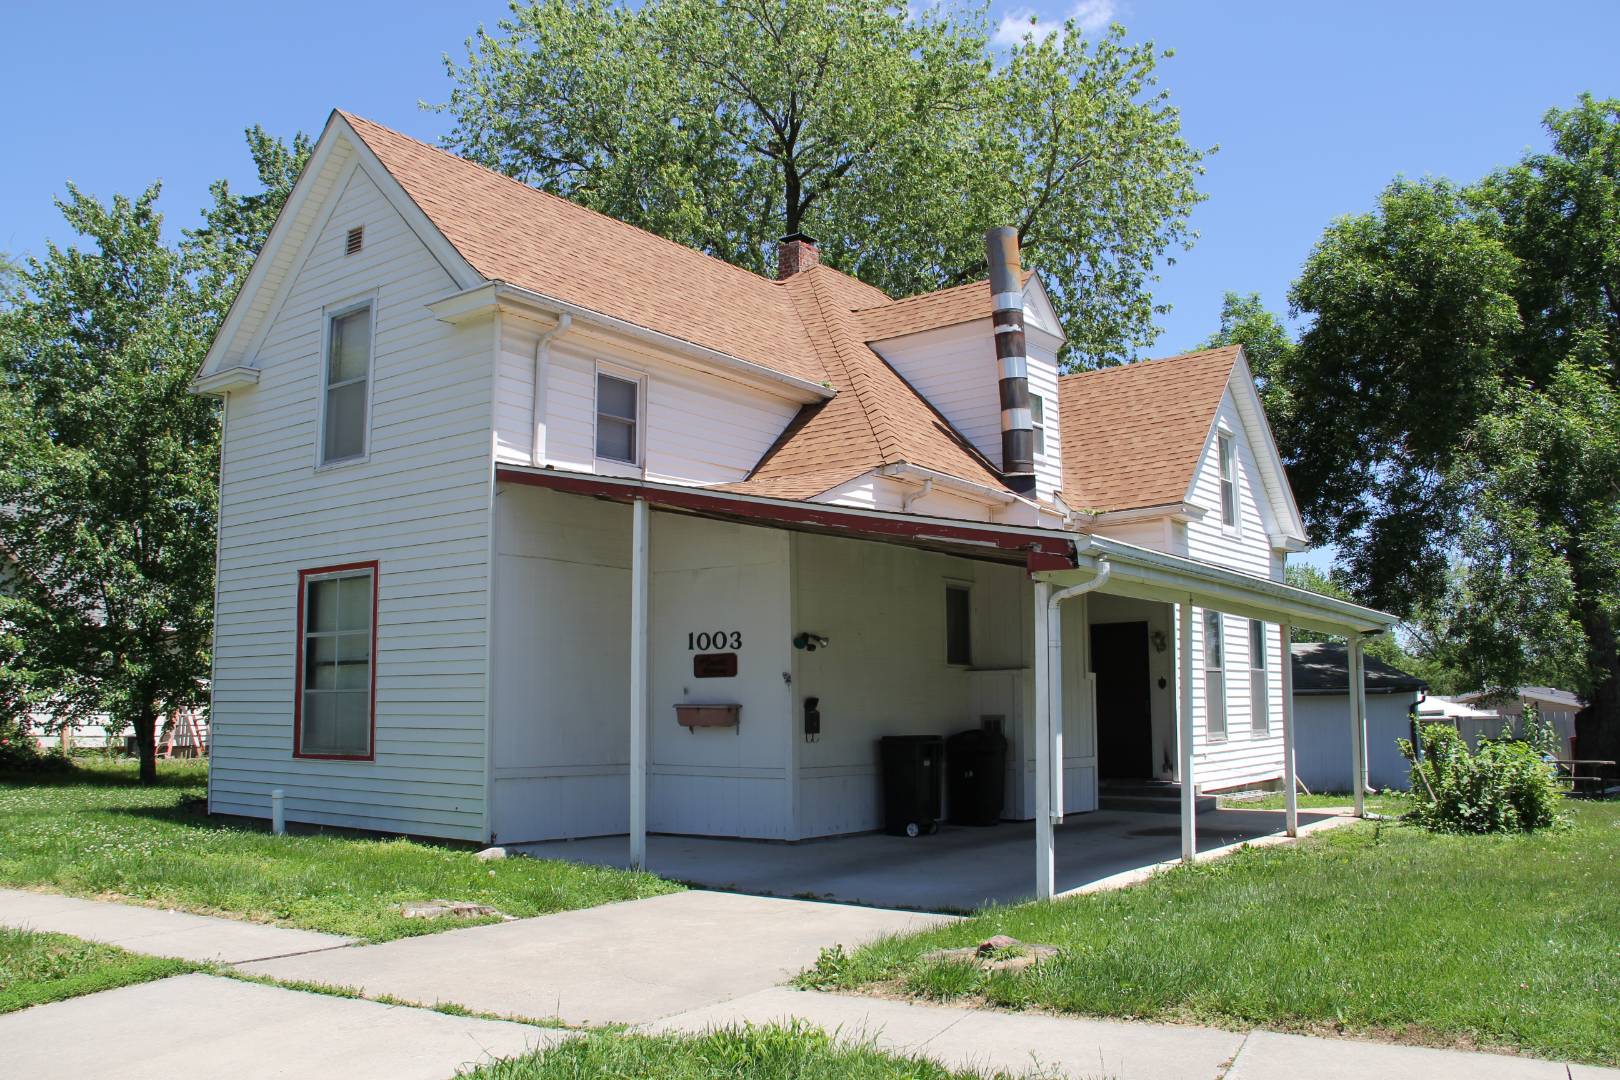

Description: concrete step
[1097,785,1217,815]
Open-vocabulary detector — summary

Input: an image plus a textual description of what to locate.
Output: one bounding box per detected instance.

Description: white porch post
[1279,622,1298,838]
[1033,579,1055,899]
[1178,597,1196,862]
[628,497,650,869]
[1350,635,1368,818]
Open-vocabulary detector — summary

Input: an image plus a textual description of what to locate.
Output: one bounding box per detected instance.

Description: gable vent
[345,226,364,256]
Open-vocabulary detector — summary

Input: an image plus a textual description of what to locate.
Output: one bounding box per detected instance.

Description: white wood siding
[868,314,1064,503]
[499,328,800,485]
[209,164,494,841]
[1184,389,1281,580]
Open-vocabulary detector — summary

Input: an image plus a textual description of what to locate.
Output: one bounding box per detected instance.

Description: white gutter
[428,282,834,404]
[530,314,572,466]
[899,478,933,512]
[878,463,1020,507]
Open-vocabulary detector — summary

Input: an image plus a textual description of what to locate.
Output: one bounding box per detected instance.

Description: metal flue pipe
[986,227,1036,495]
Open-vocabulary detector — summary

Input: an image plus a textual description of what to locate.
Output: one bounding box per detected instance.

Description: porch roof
[494,464,1398,638]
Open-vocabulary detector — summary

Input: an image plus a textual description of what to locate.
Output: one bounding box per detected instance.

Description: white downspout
[1034,557,1110,901]
[530,314,572,467]
[900,478,933,513]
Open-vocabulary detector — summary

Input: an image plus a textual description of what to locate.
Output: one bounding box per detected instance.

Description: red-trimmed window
[294,562,377,760]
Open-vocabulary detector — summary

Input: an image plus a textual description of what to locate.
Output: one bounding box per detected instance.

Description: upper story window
[1204,609,1226,741]
[595,370,641,465]
[1218,432,1237,527]
[296,562,376,760]
[1250,619,1270,735]
[1030,392,1047,457]
[322,304,372,465]
[945,584,972,666]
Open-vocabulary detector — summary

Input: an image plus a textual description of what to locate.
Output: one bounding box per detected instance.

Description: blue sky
[4,0,1616,568]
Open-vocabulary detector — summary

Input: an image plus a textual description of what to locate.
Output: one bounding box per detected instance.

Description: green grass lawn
[801,803,1620,1066]
[459,1025,1034,1080]
[0,926,193,1014]
[0,759,678,942]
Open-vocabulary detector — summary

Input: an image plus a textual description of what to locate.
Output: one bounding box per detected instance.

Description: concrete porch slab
[0,973,559,1080]
[0,887,353,963]
[236,890,950,1026]
[514,807,1337,911]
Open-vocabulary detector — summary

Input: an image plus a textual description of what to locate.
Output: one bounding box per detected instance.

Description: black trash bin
[879,735,944,837]
[947,728,1007,826]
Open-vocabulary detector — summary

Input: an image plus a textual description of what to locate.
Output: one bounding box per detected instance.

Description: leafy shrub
[1399,721,1564,833]
[0,715,69,774]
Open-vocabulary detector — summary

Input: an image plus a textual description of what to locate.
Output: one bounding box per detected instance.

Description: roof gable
[1058,346,1240,513]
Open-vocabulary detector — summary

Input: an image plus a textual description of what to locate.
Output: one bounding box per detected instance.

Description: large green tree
[439,0,1208,365]
[1277,96,1620,758]
[0,129,307,781]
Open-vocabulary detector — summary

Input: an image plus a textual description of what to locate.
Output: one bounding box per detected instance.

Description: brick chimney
[777,233,820,279]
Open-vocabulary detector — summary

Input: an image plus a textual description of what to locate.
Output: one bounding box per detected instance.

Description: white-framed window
[1250,619,1270,735]
[1218,432,1237,528]
[1030,392,1047,456]
[295,562,376,760]
[320,302,373,465]
[945,583,972,666]
[595,368,642,466]
[1204,609,1226,741]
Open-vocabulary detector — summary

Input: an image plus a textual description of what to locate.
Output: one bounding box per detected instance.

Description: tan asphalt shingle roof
[1057,346,1239,513]
[341,111,1009,499]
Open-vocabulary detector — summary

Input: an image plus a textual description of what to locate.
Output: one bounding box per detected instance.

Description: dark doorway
[1091,621,1153,779]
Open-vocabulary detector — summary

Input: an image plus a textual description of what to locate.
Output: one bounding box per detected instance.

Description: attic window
[345,226,364,256]
[1218,433,1237,527]
[1030,393,1047,456]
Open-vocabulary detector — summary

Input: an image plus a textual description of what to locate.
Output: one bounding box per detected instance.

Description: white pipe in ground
[271,788,285,835]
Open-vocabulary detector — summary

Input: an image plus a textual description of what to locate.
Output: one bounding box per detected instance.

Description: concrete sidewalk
[651,987,1620,1080]
[0,887,352,963]
[0,973,559,1080]
[238,889,950,1024]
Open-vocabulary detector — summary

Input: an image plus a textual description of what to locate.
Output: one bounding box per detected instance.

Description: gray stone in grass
[920,935,1060,974]
[474,846,508,861]
[396,899,505,920]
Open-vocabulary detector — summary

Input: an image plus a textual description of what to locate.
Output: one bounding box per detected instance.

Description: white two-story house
[192,111,1396,898]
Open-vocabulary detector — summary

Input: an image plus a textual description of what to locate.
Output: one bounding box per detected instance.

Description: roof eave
[427,281,835,405]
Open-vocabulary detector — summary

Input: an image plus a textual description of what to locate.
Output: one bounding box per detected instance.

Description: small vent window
[345,226,364,256]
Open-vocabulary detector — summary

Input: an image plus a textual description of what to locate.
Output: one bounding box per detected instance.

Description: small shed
[1291,642,1427,792]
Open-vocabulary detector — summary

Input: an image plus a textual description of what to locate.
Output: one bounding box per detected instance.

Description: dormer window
[1030,392,1047,457]
[595,370,641,465]
[1218,432,1236,527]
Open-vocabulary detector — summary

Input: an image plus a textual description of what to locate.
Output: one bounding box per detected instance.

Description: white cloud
[992,0,1117,47]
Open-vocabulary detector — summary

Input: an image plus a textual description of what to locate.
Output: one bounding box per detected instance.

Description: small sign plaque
[692,652,738,678]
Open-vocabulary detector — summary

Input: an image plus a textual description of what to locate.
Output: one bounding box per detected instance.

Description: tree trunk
[1575,609,1620,764]
[133,702,159,784]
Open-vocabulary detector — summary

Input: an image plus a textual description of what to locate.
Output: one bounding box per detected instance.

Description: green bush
[1400,721,1564,833]
[0,715,69,774]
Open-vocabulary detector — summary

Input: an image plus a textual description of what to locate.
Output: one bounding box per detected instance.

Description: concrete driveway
[237,889,949,1025]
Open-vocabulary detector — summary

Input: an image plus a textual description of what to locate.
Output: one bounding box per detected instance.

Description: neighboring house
[189,110,1396,892]
[1452,687,1583,754]
[1290,642,1427,792]
[1415,695,1502,751]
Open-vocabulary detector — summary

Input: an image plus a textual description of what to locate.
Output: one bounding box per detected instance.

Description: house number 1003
[688,631,742,651]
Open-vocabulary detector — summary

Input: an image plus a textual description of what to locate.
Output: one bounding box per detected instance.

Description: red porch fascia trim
[495,467,1077,569]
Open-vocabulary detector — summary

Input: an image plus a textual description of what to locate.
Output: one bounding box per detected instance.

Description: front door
[1091,621,1153,779]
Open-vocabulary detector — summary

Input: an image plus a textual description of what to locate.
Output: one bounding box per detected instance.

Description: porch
[515,805,1343,911]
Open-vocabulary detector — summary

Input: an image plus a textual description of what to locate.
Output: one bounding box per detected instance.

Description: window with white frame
[1030,392,1047,456]
[1250,619,1270,734]
[296,564,376,759]
[1204,609,1226,741]
[595,371,640,464]
[322,305,372,464]
[1218,432,1237,527]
